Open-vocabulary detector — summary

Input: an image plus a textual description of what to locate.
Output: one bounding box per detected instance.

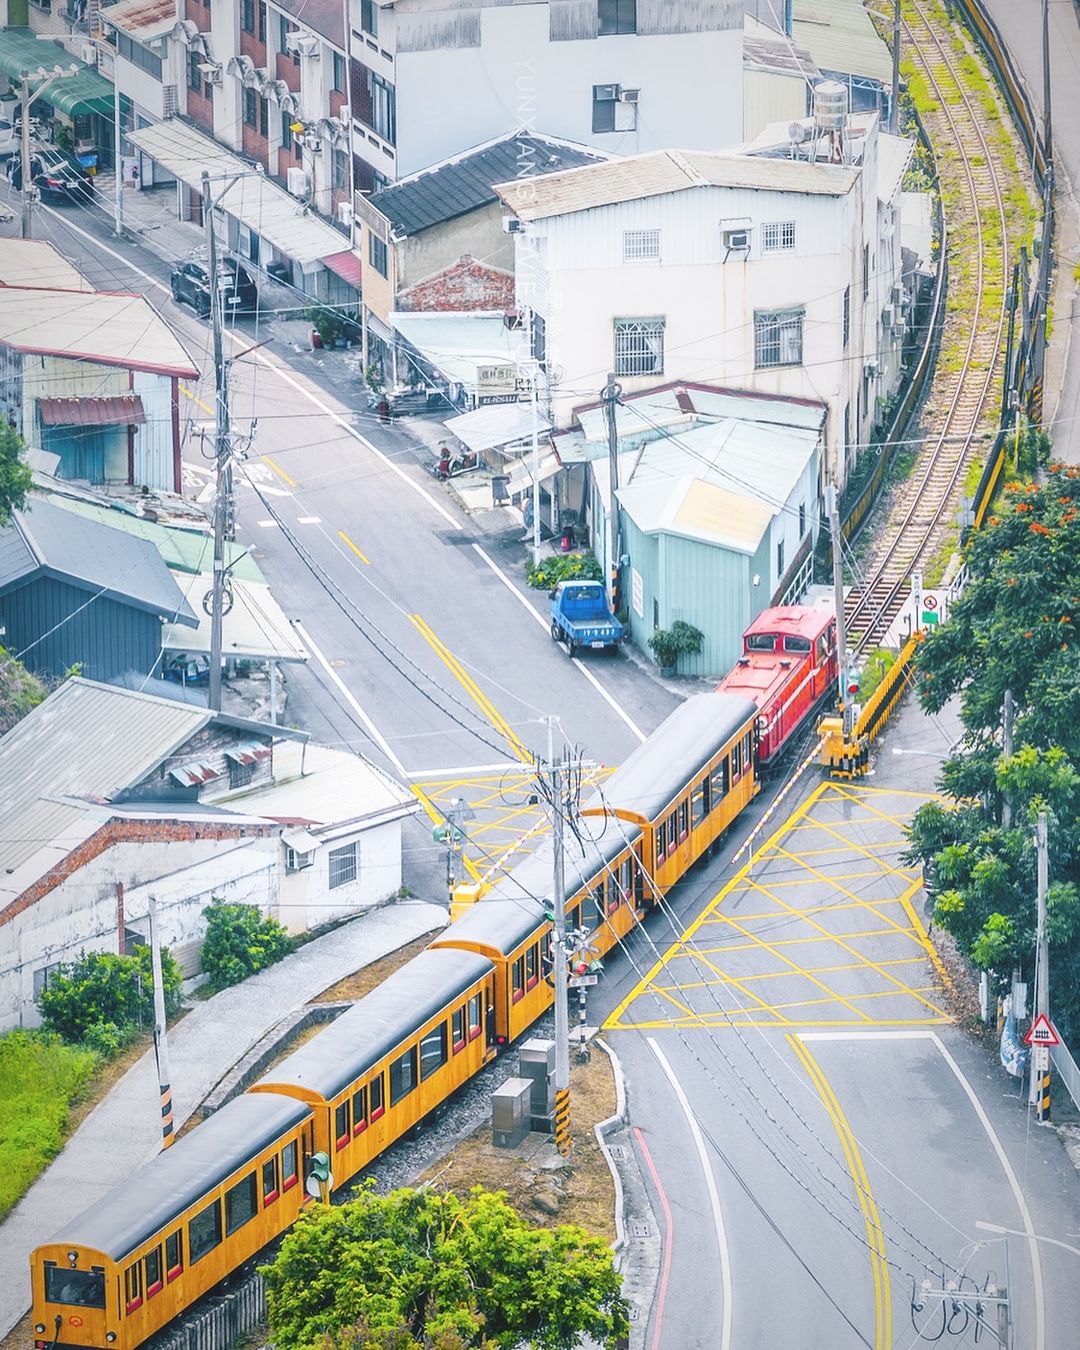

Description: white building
[0,679,418,1031]
[346,0,746,190]
[496,105,912,490]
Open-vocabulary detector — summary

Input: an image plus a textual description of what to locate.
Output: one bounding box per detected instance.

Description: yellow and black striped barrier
[1036,1060,1052,1122]
[820,632,924,777]
[554,1087,571,1156]
[160,1082,175,1148]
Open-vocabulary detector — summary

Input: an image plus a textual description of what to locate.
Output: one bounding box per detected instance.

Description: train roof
[586,692,757,822]
[253,948,493,1101]
[717,654,802,708]
[743,604,833,641]
[435,892,548,956]
[46,1092,312,1261]
[481,812,638,906]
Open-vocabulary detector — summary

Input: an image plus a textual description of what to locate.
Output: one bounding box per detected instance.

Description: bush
[38,945,182,1047]
[526,551,603,590]
[648,620,704,670]
[200,901,293,988]
[0,1028,99,1218]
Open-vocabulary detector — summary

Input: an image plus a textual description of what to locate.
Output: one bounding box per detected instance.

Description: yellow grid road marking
[605,782,951,1032]
[408,614,532,764]
[790,1036,892,1350]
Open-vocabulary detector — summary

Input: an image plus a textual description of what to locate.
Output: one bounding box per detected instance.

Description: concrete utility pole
[890,0,901,135]
[546,717,572,1157]
[826,484,849,729]
[113,76,123,238]
[18,65,79,240]
[203,170,233,713]
[1031,810,1051,1120]
[601,373,622,611]
[147,894,175,1150]
[1002,689,1014,828]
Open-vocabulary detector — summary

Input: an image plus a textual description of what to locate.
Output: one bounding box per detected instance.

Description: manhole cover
[630,1222,649,1237]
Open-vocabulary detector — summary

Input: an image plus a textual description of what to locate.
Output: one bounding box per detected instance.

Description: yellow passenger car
[29,1094,313,1350]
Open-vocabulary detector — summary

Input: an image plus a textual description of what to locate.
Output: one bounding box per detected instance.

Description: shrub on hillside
[200,900,293,988]
[37,945,182,1048]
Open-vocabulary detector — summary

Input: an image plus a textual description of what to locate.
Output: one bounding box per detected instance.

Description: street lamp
[975,1220,1080,1262]
[18,63,80,239]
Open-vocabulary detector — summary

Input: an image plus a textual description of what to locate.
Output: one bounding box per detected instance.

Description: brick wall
[398,256,515,313]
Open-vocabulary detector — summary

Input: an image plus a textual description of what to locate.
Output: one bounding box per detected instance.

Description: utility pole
[1031,810,1051,1121]
[1002,689,1014,828]
[826,484,849,730]
[203,170,232,712]
[147,894,175,1150]
[1041,0,1052,166]
[19,75,32,240]
[890,0,901,135]
[600,373,622,611]
[113,76,123,238]
[546,717,571,1157]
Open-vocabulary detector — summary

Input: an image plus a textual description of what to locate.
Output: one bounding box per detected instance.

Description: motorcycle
[425,445,478,480]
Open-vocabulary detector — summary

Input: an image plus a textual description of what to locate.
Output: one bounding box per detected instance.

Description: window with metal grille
[228,757,255,789]
[754,310,803,368]
[328,842,357,889]
[614,318,664,376]
[622,228,660,262]
[761,221,796,253]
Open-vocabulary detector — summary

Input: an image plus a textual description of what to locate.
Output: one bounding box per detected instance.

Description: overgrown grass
[0,1029,99,1219]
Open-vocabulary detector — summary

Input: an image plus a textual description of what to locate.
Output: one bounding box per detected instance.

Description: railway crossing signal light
[573,960,589,977]
[306,1151,333,1202]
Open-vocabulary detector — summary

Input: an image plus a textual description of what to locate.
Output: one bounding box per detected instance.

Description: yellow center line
[338,529,370,565]
[179,383,215,417]
[264,455,298,488]
[409,613,532,764]
[788,1036,892,1350]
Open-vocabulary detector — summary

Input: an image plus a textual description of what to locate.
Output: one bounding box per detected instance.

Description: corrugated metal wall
[132,371,176,492]
[637,0,742,35]
[0,578,162,682]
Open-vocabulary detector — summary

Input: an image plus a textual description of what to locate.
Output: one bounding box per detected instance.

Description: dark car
[170,256,259,319]
[7,146,93,205]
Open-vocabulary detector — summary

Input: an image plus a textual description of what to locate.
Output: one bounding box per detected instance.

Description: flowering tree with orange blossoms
[904,466,1080,1036]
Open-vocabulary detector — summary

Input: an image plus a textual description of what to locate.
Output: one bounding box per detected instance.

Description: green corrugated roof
[0,28,114,116]
[793,1,894,86]
[43,494,265,583]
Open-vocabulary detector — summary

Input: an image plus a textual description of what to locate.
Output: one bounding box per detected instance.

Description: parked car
[0,119,16,160]
[170,256,259,319]
[6,146,93,204]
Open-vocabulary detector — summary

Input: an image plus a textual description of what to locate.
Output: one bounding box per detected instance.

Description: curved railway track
[846,0,1011,652]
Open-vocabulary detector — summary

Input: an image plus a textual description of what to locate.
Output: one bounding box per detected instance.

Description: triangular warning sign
[1024,1013,1060,1047]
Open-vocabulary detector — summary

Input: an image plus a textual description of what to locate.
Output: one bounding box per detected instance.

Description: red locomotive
[716,604,837,765]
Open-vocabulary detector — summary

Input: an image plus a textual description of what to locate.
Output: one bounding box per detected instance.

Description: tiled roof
[369,132,607,236]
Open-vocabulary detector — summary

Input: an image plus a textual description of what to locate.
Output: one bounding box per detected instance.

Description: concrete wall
[397,201,513,290]
[276,818,405,932]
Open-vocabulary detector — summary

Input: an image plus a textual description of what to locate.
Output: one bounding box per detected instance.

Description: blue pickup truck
[549,580,624,657]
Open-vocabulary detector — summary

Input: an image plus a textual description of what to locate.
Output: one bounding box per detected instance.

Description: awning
[169,758,222,787]
[0,30,114,117]
[162,570,310,664]
[391,311,526,397]
[505,451,562,493]
[281,826,320,854]
[224,741,273,767]
[444,402,551,455]
[322,249,362,289]
[128,121,349,268]
[38,395,145,427]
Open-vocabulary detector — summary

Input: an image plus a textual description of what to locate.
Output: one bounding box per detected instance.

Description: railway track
[845,0,1012,652]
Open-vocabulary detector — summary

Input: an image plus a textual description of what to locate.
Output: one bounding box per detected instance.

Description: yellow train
[30,692,758,1350]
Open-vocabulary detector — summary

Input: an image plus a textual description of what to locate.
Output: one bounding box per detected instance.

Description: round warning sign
[923,596,938,610]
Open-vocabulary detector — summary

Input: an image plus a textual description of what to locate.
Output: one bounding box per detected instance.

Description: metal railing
[1051,1038,1080,1114]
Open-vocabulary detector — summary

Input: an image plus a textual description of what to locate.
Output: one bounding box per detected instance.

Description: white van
[0,119,16,160]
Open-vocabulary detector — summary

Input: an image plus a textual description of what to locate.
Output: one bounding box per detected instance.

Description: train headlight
[67,1251,78,1264]
[106,1334,117,1343]
[34,1325,45,1335]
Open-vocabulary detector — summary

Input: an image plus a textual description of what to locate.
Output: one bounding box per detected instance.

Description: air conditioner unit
[337,201,353,227]
[594,84,620,101]
[619,88,640,104]
[286,31,320,58]
[80,41,98,67]
[287,166,310,197]
[197,62,223,85]
[162,83,179,118]
[890,284,903,306]
[502,216,524,234]
[722,227,751,252]
[864,361,879,379]
[881,304,895,329]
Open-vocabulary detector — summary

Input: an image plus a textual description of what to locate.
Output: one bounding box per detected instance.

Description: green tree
[0,424,31,527]
[0,644,47,735]
[262,1186,629,1350]
[906,466,1080,1035]
[37,945,182,1050]
[200,900,293,988]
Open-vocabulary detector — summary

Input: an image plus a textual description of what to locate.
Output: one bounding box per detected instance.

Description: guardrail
[820,631,923,777]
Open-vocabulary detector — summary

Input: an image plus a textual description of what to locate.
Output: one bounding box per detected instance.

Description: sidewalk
[0,899,447,1340]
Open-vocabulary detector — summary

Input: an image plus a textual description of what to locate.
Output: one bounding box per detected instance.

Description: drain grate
[628,1306,640,1322]
[630,1222,650,1237]
[606,1145,626,1161]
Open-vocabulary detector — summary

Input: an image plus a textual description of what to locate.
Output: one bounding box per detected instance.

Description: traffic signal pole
[546,717,572,1156]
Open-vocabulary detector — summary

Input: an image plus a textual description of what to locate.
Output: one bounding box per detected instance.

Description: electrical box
[491,1077,533,1149]
[519,1039,556,1127]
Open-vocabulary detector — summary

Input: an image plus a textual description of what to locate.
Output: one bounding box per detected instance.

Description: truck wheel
[551,622,561,641]
[567,641,577,659]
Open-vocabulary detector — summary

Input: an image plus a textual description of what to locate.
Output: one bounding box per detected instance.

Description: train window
[634,857,645,909]
[225,1173,258,1235]
[511,955,525,1003]
[590,881,605,925]
[420,1023,448,1080]
[467,994,483,1040]
[352,1086,368,1133]
[747,634,776,651]
[262,1156,279,1203]
[334,1100,350,1150]
[817,632,830,663]
[44,1266,106,1309]
[655,824,666,863]
[189,1200,222,1264]
[691,777,710,827]
[732,739,743,779]
[145,1245,163,1299]
[390,1046,418,1105]
[570,904,582,933]
[742,732,753,774]
[124,1260,143,1313]
[606,878,619,915]
[783,635,812,653]
[370,1073,385,1119]
[452,1007,466,1051]
[526,943,539,987]
[281,1141,299,1191]
[711,757,729,802]
[165,1231,183,1282]
[621,857,633,899]
[666,812,677,851]
[678,801,689,840]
